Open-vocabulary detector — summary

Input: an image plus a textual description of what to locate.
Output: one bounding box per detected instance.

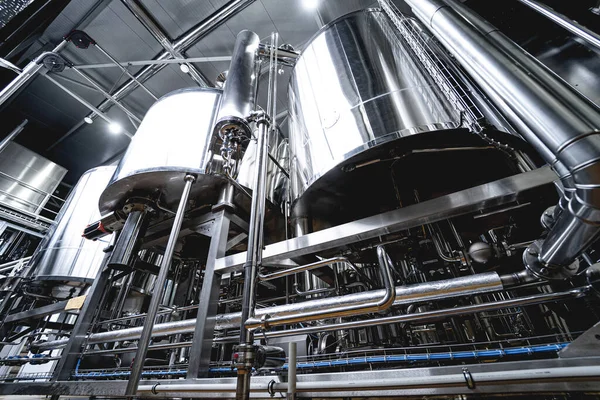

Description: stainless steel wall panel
[288,9,460,202]
[31,166,115,284]
[0,142,67,215]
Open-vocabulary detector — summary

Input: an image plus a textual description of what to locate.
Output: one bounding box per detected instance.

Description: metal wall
[31,166,114,284]
[0,142,66,215]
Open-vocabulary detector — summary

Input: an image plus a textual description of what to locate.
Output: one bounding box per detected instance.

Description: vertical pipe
[125,174,195,396]
[214,30,261,138]
[0,120,28,152]
[236,118,270,400]
[108,209,151,269]
[287,342,296,400]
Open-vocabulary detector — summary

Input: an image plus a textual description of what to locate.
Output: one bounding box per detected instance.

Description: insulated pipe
[245,246,396,329]
[136,365,600,394]
[517,0,600,51]
[260,288,585,339]
[404,0,600,278]
[214,30,261,139]
[125,174,196,396]
[0,41,68,107]
[33,272,505,351]
[120,0,210,87]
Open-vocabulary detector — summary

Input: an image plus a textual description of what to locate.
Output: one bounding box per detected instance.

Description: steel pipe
[214,30,261,139]
[137,365,600,394]
[517,0,600,51]
[125,175,195,396]
[0,41,68,108]
[245,246,396,329]
[42,74,134,138]
[33,272,505,351]
[0,120,27,152]
[92,44,158,100]
[261,288,585,339]
[259,257,353,281]
[404,0,600,278]
[121,0,210,87]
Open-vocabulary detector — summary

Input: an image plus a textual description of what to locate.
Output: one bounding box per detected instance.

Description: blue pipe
[69,343,569,379]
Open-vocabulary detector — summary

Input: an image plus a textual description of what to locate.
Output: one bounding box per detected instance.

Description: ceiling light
[84,116,93,124]
[108,122,122,134]
[180,64,190,74]
[302,0,319,10]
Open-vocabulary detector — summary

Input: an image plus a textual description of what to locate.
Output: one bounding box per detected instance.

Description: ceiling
[0,0,379,184]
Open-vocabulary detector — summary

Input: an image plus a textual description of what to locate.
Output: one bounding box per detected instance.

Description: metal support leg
[53,253,113,380]
[125,174,195,396]
[186,209,231,378]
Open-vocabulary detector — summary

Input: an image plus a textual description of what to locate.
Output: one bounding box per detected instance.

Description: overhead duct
[401,0,600,279]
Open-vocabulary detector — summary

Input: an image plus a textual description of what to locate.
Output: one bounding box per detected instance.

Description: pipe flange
[524,240,579,280]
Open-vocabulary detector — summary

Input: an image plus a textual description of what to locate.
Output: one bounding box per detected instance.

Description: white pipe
[137,366,600,394]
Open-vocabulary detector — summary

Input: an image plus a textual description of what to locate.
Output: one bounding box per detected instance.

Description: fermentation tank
[31,166,115,285]
[288,9,525,227]
[99,87,287,215]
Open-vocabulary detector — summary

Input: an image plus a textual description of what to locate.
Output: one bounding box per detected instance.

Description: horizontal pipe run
[260,288,585,339]
[246,246,396,329]
[35,272,505,351]
[137,365,600,394]
[517,0,600,51]
[258,257,352,281]
[73,56,233,70]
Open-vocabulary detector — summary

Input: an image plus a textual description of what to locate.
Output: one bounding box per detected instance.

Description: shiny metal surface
[406,0,600,273]
[216,166,557,273]
[0,142,67,215]
[100,87,288,213]
[288,9,460,203]
[99,88,223,213]
[245,245,396,329]
[35,271,503,350]
[31,166,115,284]
[214,30,260,138]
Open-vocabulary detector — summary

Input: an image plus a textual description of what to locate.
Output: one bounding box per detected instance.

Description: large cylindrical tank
[288,9,524,227]
[99,87,287,215]
[31,166,115,285]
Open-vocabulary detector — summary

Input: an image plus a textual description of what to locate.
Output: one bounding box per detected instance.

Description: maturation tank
[288,9,527,229]
[30,166,115,285]
[99,87,287,215]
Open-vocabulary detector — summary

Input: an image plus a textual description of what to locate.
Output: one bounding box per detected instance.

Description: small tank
[31,166,115,285]
[99,87,287,215]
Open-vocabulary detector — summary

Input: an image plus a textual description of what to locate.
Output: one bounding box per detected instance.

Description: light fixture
[84,116,93,124]
[302,0,319,10]
[108,122,122,134]
[180,64,190,74]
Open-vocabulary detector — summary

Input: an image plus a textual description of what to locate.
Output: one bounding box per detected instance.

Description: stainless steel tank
[99,87,287,214]
[31,166,115,284]
[288,9,520,226]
